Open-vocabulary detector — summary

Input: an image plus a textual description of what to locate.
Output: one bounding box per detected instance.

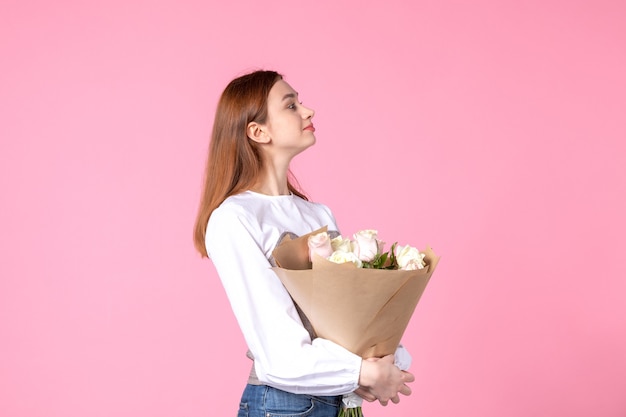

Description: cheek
[277,120,299,135]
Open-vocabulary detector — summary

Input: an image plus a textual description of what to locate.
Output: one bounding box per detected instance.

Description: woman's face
[261,79,316,158]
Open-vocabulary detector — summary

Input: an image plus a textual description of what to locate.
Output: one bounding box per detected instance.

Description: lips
[304,124,316,132]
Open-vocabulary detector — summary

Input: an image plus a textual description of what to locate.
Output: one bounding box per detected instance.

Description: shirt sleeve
[205,206,362,395]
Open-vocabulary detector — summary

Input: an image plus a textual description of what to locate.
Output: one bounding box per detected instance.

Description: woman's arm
[206,205,362,395]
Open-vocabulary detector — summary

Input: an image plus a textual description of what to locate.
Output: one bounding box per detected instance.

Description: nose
[301,104,315,119]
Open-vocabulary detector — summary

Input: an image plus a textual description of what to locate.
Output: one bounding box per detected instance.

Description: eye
[287,102,296,110]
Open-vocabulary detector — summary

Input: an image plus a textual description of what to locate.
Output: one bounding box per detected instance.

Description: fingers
[354,387,376,402]
[375,383,412,405]
[360,355,415,406]
[402,370,415,383]
[379,395,401,406]
[381,375,414,405]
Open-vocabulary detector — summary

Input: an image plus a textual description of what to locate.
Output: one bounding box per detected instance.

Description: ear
[247,122,271,144]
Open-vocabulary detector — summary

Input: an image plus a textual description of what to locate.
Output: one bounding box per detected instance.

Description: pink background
[1,1,625,416]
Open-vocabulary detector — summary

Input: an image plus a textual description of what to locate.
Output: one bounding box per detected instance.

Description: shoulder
[207,191,338,242]
[204,194,264,258]
[207,193,259,231]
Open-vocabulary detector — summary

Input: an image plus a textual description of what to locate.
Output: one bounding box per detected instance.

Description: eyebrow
[282,92,298,101]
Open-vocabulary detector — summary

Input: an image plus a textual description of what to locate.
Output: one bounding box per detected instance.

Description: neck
[251,158,291,196]
[251,181,290,196]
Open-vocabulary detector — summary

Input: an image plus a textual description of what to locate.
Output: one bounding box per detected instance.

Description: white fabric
[394,344,412,371]
[205,191,411,396]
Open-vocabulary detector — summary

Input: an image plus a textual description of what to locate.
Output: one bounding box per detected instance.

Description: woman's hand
[354,386,377,402]
[358,354,415,406]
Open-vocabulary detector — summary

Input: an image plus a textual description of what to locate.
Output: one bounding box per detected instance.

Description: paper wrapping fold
[272,227,440,358]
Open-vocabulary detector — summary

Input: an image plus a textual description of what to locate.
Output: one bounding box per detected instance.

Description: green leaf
[359,242,400,270]
[388,242,398,269]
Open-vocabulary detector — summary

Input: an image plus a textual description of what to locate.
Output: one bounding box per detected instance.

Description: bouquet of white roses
[307,229,428,271]
[309,229,430,417]
[272,227,440,417]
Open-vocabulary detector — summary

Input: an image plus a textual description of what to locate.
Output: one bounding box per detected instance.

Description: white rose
[402,258,425,270]
[330,235,353,253]
[308,232,333,261]
[395,245,426,270]
[328,250,363,268]
[353,229,381,262]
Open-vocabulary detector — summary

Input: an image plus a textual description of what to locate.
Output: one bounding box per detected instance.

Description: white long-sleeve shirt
[205,190,410,396]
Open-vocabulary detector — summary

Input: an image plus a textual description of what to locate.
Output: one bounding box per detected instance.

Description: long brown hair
[193,70,308,257]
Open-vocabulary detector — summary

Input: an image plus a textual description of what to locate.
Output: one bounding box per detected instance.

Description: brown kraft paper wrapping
[272,227,440,358]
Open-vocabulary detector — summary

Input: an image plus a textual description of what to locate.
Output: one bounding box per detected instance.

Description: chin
[292,140,315,158]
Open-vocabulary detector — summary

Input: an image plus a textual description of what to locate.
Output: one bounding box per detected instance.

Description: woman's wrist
[358,357,379,388]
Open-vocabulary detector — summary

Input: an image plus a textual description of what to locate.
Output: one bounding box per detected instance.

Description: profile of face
[248,79,316,160]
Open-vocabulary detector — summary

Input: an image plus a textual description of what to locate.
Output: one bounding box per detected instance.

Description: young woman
[193,70,414,417]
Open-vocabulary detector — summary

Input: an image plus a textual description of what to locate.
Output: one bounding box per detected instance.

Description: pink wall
[1,1,625,416]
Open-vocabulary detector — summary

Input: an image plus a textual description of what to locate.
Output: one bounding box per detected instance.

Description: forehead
[268,80,297,102]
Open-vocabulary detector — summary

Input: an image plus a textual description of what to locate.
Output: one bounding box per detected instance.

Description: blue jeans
[237,384,342,417]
